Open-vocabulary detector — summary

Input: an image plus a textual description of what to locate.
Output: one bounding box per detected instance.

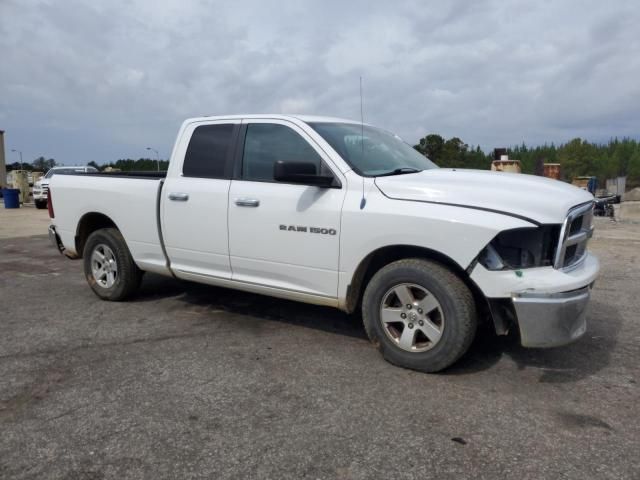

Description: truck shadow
[135,273,367,340]
[136,275,618,381]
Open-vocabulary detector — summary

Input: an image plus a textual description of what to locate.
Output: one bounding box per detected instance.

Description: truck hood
[374,169,594,224]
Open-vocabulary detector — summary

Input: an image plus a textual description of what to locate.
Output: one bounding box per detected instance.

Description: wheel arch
[75,212,120,258]
[344,244,492,329]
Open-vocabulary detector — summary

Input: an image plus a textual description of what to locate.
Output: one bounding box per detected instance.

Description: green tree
[101,157,169,172]
[31,157,56,172]
[415,134,492,169]
[411,132,640,188]
[627,149,640,188]
[442,137,470,168]
[7,162,33,171]
[32,157,47,172]
[414,134,445,162]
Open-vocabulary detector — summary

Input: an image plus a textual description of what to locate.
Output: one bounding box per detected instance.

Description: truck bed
[49,173,169,275]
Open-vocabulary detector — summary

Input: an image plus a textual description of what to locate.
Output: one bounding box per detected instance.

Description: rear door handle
[168,192,189,201]
[235,198,260,207]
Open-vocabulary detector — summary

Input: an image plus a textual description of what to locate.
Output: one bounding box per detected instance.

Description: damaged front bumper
[512,286,591,347]
[471,252,600,348]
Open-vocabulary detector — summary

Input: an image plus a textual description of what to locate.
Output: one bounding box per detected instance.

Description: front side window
[242,123,324,182]
[309,122,438,176]
[183,124,235,178]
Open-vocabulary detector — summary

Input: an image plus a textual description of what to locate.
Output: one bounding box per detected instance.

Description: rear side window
[183,124,235,178]
[242,123,323,182]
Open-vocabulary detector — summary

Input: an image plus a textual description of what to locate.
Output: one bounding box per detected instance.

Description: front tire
[83,228,142,301]
[362,258,477,373]
[35,199,47,209]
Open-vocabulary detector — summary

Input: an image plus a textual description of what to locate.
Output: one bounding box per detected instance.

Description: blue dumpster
[2,188,20,208]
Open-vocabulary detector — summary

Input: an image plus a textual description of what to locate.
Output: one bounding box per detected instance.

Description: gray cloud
[1,0,639,164]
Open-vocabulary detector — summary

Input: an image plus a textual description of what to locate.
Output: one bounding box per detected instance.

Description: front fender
[337,183,534,304]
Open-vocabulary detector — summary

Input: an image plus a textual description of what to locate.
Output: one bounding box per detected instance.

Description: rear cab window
[183,124,237,179]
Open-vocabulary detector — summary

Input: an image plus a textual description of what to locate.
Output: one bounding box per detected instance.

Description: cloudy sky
[1,0,639,165]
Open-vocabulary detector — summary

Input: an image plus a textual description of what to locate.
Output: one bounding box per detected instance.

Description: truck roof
[184,114,361,125]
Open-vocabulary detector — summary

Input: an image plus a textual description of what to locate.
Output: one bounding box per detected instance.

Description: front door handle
[168,192,189,201]
[235,198,260,207]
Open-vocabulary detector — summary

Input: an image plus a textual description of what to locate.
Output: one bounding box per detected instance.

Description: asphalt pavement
[0,213,638,479]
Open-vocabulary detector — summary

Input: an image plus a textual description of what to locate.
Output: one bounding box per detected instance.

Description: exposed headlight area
[477,225,561,270]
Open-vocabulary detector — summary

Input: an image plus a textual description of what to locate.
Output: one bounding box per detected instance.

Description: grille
[554,202,594,270]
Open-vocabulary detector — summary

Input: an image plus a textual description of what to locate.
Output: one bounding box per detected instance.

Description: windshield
[44,167,97,178]
[309,122,438,176]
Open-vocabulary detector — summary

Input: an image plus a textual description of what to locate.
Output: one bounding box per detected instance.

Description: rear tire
[362,258,477,373]
[35,200,47,209]
[83,228,143,301]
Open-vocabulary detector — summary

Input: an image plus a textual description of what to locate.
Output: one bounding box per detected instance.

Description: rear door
[162,119,240,278]
[227,119,346,298]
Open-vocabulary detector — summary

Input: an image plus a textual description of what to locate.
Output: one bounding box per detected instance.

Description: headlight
[477,226,561,270]
[478,244,504,270]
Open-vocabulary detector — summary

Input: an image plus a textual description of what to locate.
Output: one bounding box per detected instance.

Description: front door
[228,120,345,298]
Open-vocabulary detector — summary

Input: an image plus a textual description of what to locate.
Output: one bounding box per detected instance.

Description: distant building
[543,163,561,180]
[491,148,521,173]
[572,176,597,194]
[606,176,626,195]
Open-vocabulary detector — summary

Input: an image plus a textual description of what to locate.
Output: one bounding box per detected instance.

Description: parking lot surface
[0,205,51,239]
[1,208,639,479]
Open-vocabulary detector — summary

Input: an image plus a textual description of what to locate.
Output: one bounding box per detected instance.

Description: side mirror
[273,161,335,187]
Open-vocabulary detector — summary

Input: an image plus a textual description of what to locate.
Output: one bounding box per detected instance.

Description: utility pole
[146,147,160,172]
[0,130,6,188]
[11,149,24,170]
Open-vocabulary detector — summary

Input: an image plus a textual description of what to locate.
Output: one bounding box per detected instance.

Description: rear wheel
[35,199,47,209]
[362,258,477,372]
[83,228,142,301]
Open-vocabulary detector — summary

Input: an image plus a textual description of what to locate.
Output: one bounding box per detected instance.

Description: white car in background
[33,166,98,209]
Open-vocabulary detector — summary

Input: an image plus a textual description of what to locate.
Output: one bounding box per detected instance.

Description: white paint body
[50,115,599,311]
[33,166,98,202]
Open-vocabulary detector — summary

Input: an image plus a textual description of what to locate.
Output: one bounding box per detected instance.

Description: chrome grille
[554,202,594,270]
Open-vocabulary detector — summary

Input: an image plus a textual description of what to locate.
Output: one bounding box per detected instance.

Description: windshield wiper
[375,167,422,177]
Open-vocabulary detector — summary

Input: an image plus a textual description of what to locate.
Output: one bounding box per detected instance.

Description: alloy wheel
[91,244,118,288]
[379,283,445,352]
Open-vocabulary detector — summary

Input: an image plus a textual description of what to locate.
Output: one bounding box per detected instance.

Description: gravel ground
[0,204,51,239]
[0,216,638,479]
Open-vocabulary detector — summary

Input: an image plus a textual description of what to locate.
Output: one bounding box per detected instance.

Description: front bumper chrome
[512,286,592,348]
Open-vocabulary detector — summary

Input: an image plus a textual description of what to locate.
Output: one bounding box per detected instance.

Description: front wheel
[362,258,477,373]
[35,199,47,209]
[83,228,143,301]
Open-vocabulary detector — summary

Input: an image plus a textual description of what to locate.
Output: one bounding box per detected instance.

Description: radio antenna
[360,76,365,139]
[359,76,366,210]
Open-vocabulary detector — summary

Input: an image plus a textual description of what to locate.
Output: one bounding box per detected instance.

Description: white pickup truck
[48,115,599,372]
